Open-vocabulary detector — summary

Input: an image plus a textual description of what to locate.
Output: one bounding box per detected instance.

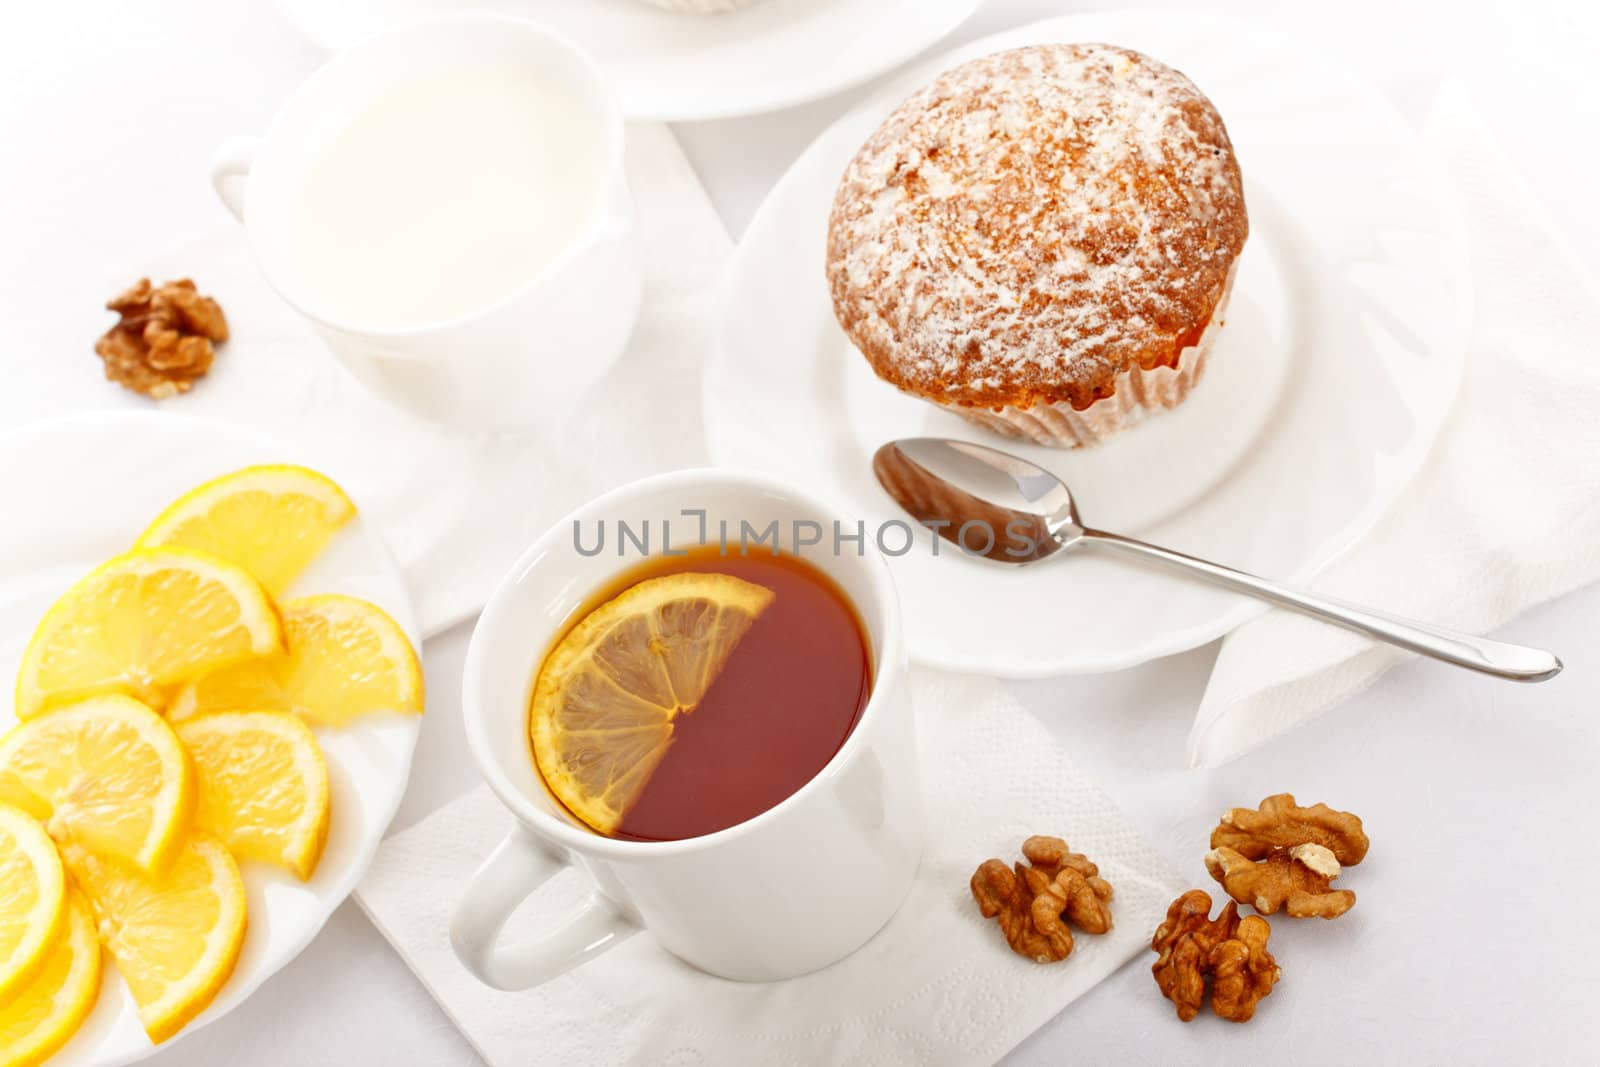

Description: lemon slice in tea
[530,573,775,835]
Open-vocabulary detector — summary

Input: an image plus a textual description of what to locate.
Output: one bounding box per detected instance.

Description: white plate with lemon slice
[0,411,422,1066]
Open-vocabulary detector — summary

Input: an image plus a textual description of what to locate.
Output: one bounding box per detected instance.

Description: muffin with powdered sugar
[826,44,1248,448]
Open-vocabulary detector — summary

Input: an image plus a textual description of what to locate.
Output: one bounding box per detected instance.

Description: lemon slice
[0,889,100,1067]
[173,594,421,727]
[134,465,357,596]
[0,806,65,1007]
[14,548,282,720]
[64,835,246,1044]
[0,695,194,876]
[175,711,330,881]
[529,573,775,835]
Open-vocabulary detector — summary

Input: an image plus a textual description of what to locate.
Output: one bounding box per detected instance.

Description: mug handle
[209,135,261,222]
[449,824,637,990]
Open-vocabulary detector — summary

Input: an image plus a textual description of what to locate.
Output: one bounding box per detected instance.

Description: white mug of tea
[209,15,640,430]
[453,469,923,987]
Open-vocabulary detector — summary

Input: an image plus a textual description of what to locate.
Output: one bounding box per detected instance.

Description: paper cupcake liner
[942,263,1238,449]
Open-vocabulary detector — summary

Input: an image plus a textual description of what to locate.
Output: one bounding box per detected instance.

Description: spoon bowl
[872,438,1073,562]
[876,438,1075,563]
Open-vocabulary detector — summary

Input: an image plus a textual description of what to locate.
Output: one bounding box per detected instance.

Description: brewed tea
[527,545,871,842]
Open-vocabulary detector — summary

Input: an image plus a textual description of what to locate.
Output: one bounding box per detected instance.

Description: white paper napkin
[356,670,1183,1067]
[1189,83,1600,767]
[0,122,722,639]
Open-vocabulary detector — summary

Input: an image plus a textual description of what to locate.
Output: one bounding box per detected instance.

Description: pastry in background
[827,44,1248,448]
[633,0,761,12]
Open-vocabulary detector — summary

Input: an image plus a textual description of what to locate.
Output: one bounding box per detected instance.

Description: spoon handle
[1080,529,1562,682]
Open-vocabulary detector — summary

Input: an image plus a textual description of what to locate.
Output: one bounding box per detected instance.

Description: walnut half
[95,278,228,399]
[1206,794,1368,919]
[1151,889,1280,1022]
[970,835,1114,963]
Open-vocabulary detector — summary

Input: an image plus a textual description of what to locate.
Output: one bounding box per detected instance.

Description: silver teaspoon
[872,437,1562,682]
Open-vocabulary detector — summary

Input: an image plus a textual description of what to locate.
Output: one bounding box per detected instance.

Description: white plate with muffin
[704,11,1471,676]
[276,0,984,121]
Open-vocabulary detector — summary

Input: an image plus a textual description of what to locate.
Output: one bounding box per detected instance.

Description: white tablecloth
[3,1,1595,1063]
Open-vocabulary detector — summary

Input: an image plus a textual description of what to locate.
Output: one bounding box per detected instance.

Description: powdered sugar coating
[826,44,1247,411]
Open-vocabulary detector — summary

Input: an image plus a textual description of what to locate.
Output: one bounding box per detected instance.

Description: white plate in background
[0,412,421,1066]
[704,12,1471,676]
[277,0,984,121]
